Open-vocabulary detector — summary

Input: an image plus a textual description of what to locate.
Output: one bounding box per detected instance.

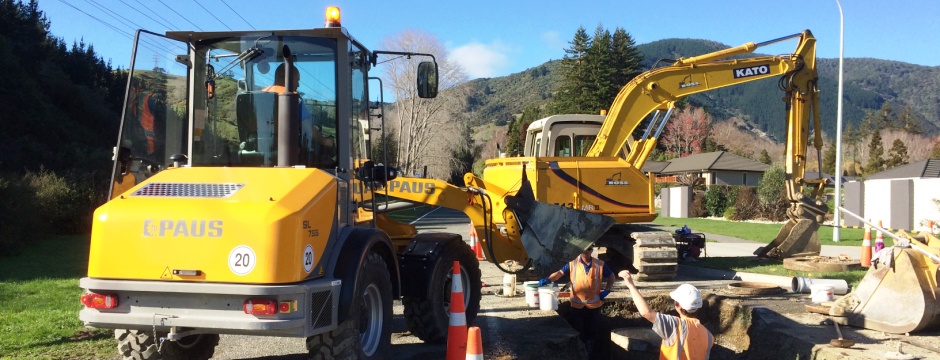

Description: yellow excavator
[472,30,827,280]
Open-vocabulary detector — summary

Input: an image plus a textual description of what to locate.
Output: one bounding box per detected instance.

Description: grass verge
[0,235,114,359]
[654,216,867,246]
[684,256,867,289]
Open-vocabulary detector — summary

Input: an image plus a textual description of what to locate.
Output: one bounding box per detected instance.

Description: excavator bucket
[754,218,821,259]
[829,232,940,334]
[504,171,615,278]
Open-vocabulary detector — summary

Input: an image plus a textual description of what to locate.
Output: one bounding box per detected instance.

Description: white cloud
[449,41,510,79]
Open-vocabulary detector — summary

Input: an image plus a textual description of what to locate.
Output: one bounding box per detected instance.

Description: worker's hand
[537,278,551,287]
[600,290,610,299]
[618,270,635,286]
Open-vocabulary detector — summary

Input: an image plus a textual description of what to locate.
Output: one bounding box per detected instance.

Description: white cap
[669,284,703,311]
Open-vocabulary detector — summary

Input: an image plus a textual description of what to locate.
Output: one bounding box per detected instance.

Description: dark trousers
[569,306,601,343]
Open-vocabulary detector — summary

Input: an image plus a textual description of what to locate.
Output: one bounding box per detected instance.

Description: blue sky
[40,1,939,80]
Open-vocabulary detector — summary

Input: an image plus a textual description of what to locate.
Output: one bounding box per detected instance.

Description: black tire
[402,241,482,343]
[307,252,392,360]
[115,329,218,360]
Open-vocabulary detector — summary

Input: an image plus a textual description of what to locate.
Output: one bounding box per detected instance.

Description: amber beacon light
[325,6,341,27]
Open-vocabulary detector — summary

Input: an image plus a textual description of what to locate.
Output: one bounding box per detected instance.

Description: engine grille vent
[132,183,245,198]
[311,290,333,330]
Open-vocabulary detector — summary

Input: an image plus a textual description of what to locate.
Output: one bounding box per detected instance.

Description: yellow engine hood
[88,167,337,284]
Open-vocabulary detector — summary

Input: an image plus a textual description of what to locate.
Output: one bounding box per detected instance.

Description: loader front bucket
[829,242,940,334]
[754,218,820,259]
[504,172,615,278]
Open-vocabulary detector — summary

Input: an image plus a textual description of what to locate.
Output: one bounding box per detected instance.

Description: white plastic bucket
[810,284,835,303]
[502,274,517,297]
[539,287,558,310]
[524,281,540,307]
[791,277,849,295]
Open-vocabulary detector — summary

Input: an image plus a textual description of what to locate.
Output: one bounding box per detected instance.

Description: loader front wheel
[402,242,482,343]
[307,251,392,360]
[115,329,218,360]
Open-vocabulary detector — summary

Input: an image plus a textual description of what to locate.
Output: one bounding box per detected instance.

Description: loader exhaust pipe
[278,45,299,167]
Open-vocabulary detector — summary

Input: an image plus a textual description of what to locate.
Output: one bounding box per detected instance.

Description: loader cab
[523,114,629,158]
[108,27,436,202]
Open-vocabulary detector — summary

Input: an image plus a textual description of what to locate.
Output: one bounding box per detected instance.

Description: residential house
[844,159,940,231]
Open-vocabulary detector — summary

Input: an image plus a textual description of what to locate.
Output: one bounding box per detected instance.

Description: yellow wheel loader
[79,7,612,359]
[474,30,829,280]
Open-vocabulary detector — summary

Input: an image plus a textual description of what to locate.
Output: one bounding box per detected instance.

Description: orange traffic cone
[860,221,872,267]
[469,225,484,260]
[466,326,483,360]
[446,261,468,360]
[875,220,885,252]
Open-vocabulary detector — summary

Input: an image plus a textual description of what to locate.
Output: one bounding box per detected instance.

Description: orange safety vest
[140,93,155,154]
[262,85,287,93]
[569,257,605,309]
[659,317,713,360]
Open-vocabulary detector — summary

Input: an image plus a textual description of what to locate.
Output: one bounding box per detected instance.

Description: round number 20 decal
[303,245,314,273]
[229,245,256,276]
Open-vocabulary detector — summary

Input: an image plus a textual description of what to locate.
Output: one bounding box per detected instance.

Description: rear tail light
[243,299,277,315]
[81,293,119,309]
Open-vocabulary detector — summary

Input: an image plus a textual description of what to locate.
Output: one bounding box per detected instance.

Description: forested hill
[462,38,940,141]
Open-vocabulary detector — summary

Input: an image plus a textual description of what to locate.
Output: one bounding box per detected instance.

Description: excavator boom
[583,30,825,258]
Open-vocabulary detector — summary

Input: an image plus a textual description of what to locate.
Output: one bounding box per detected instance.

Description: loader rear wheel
[402,242,482,343]
[307,252,392,360]
[115,329,218,360]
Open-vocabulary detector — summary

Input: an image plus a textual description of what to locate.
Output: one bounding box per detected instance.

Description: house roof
[641,160,670,173]
[867,159,940,180]
[660,151,770,174]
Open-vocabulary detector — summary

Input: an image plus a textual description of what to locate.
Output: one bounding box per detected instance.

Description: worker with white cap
[619,270,714,359]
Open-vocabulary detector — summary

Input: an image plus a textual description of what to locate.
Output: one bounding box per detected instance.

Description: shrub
[690,191,708,218]
[0,169,107,255]
[723,206,736,220]
[732,187,759,220]
[704,185,730,217]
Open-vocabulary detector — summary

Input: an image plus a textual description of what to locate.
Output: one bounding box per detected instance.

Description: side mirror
[356,161,398,184]
[416,61,438,98]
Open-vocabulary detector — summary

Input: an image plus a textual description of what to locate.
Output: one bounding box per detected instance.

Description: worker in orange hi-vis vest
[620,270,714,360]
[539,245,615,354]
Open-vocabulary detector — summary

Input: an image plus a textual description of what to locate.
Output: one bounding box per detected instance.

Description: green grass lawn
[0,236,114,359]
[687,256,867,289]
[654,216,867,246]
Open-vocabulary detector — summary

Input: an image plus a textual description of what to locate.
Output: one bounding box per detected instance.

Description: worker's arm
[619,270,656,323]
[547,269,565,282]
[605,273,615,292]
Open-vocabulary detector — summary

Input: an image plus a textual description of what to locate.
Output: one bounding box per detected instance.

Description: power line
[80,0,175,55]
[219,0,254,30]
[123,0,177,30]
[157,0,204,31]
[193,0,231,31]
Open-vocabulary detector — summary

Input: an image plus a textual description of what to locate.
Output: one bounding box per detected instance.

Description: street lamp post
[833,0,845,242]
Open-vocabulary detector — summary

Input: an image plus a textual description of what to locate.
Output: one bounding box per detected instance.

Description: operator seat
[235,91,277,166]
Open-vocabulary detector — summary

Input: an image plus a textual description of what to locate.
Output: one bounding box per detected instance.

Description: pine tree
[759,149,773,165]
[586,25,613,113]
[505,117,521,156]
[550,27,592,114]
[611,28,643,93]
[885,138,909,169]
[897,105,924,134]
[865,130,885,174]
[875,102,894,130]
[822,140,836,174]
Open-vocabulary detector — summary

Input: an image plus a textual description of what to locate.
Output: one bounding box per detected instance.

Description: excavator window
[554,136,571,157]
[573,135,596,157]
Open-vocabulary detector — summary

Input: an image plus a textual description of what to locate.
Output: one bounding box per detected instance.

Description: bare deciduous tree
[379,30,468,178]
[659,106,712,157]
